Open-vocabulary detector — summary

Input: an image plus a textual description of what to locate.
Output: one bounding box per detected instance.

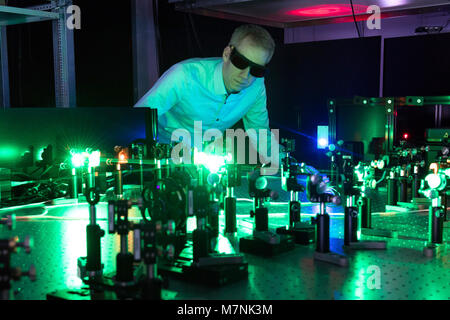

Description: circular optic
[370,179,377,189]
[255,177,268,190]
[377,160,385,170]
[425,174,445,190]
[318,138,328,148]
[207,173,220,186]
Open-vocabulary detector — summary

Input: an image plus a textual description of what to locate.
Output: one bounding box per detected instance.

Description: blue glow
[271,121,317,141]
[317,126,329,149]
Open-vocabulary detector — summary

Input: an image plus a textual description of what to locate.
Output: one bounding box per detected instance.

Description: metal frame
[52,0,77,108]
[0,5,59,25]
[169,0,254,6]
[328,96,450,155]
[0,1,76,108]
[0,26,9,108]
[327,97,396,155]
[327,97,391,154]
[284,11,450,44]
[173,1,450,29]
[131,0,160,104]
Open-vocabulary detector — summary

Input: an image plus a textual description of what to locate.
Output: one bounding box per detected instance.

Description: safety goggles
[229,46,267,78]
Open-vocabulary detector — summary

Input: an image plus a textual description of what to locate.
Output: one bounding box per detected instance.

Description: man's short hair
[229,24,275,61]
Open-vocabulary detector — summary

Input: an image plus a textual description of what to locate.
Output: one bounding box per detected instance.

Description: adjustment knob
[18,236,33,254]
[310,174,322,186]
[11,265,37,282]
[420,189,439,200]
[331,195,342,206]
[165,245,175,259]
[290,202,300,212]
[8,236,19,253]
[137,197,144,209]
[25,265,37,281]
[167,220,176,235]
[317,181,328,194]
[8,215,16,230]
[270,190,279,201]
[85,188,100,205]
[1,214,16,230]
[11,267,22,281]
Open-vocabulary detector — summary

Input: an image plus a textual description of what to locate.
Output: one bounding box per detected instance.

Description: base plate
[361,228,398,238]
[46,287,177,300]
[159,257,248,287]
[423,243,448,258]
[313,251,349,267]
[239,234,295,256]
[276,224,315,245]
[343,240,387,250]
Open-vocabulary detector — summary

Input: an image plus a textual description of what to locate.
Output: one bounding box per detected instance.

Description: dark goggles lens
[230,47,267,78]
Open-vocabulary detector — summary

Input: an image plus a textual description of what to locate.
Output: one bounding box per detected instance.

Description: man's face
[222,36,271,93]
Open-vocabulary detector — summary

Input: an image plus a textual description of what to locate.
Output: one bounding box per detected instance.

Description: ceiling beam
[284,10,450,44]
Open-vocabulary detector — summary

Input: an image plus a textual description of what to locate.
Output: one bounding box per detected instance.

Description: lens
[425,174,446,191]
[255,177,268,190]
[230,52,249,70]
[250,66,266,78]
[230,47,267,78]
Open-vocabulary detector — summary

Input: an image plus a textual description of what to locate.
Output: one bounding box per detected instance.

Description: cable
[349,0,361,38]
[188,12,204,57]
[442,19,450,31]
[153,0,163,72]
[376,169,387,185]
[39,165,55,179]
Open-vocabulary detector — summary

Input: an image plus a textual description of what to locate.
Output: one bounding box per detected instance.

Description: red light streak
[287,4,369,18]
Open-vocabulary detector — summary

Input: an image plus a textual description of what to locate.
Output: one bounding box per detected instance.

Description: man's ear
[223,45,232,62]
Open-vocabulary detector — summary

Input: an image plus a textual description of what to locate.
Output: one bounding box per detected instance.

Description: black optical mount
[353,160,399,239]
[239,169,295,256]
[307,174,348,267]
[224,164,241,235]
[420,171,449,258]
[276,139,315,245]
[1,215,36,300]
[155,165,248,287]
[76,188,105,285]
[341,158,387,251]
